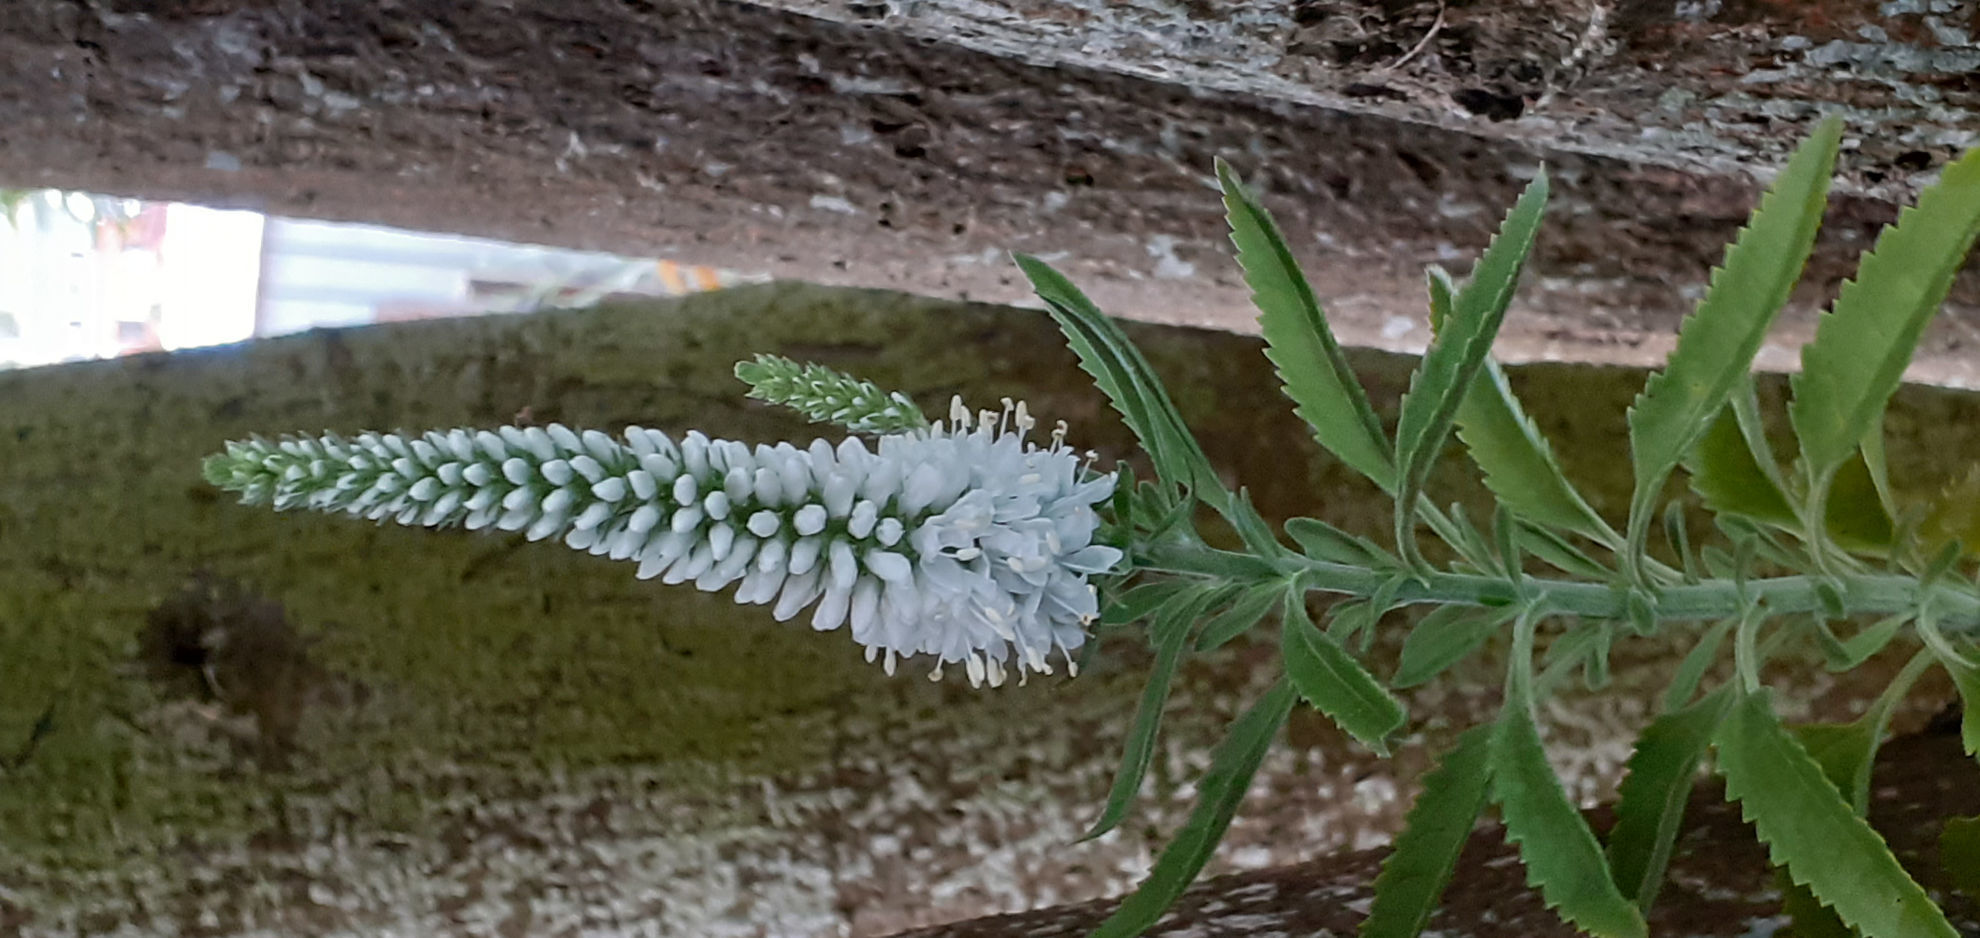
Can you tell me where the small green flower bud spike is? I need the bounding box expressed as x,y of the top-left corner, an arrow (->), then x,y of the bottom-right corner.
733,354 -> 930,434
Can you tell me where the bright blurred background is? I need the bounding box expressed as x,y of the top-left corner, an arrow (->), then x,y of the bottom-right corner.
0,187 -> 760,369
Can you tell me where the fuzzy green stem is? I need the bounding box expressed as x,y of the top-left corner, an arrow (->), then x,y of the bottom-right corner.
1135,541 -> 1980,633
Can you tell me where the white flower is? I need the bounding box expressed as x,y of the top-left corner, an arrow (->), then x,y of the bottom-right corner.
204,399 -> 1121,686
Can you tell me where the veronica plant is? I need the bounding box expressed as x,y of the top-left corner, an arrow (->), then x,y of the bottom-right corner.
205,116 -> 1980,937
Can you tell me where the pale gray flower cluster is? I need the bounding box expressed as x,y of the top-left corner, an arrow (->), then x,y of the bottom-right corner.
205,400 -> 1120,686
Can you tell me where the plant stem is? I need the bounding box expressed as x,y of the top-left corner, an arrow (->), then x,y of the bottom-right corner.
1135,541 -> 1980,632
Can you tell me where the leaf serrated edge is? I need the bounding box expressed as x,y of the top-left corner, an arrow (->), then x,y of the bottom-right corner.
1605,685 -> 1735,913
1282,588 -> 1405,754
1082,588 -> 1221,841
1361,725 -> 1494,938
1395,173 -> 1550,565
1089,680 -> 1296,938
1430,254 -> 1620,550
1217,159 -> 1395,491
1490,604 -> 1649,938
1627,118 -> 1842,561
1790,143 -> 1980,489
1713,690 -> 1959,938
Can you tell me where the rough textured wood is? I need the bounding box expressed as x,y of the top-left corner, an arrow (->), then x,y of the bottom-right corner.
767,0 -> 1980,194
2,1 -> 1978,383
0,283 -> 1974,935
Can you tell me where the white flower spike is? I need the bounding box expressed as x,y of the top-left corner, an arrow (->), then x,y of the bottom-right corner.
204,399 -> 1121,687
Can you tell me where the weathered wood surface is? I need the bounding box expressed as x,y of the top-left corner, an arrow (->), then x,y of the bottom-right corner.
0,284 -> 1972,935
769,0 -> 1980,191
2,1 -> 1978,382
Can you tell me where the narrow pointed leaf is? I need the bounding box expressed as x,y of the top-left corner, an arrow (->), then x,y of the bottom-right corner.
1689,402 -> 1799,529
1195,584 -> 1285,652
1519,523 -> 1616,580
1090,679 -> 1295,938
1629,119 -> 1841,537
1492,604 -> 1647,938
1793,721 -> 1880,814
1425,266 -> 1619,546
1713,690 -> 1958,938
1460,360 -> 1621,546
1490,704 -> 1648,938
1218,159 -> 1395,490
1790,143 -> 1980,483
1394,605 -> 1510,689
1084,587 -> 1222,841
1101,581 -> 1192,627
1396,174 -> 1550,550
1361,725 -> 1493,938
1607,685 -> 1735,914
1816,614 -> 1909,672
1286,516 -> 1392,567
1794,651 -> 1937,816
1283,591 -> 1405,755
1015,254 -> 1222,502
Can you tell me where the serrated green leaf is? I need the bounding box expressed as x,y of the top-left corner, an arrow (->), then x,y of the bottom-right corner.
1361,725 -> 1493,938
1286,516 -> 1391,567
1813,617 -> 1908,672
1793,721 -> 1880,814
1689,399 -> 1799,529
1395,175 -> 1550,563
1017,255 -> 1189,487
1090,679 -> 1295,938
1426,265 -> 1620,548
1491,605 -> 1648,938
1083,587 -> 1223,841
1780,875 -> 1861,938
1394,606 -> 1507,688
1283,590 -> 1405,755
1196,585 -> 1284,652
1607,685 -> 1735,914
1519,522 -> 1616,579
1629,119 -> 1840,553
1490,707 -> 1648,938
1791,143 -> 1980,487
1015,254 -> 1223,506
1218,160 -> 1395,491
1101,581 -> 1192,627
1713,689 -> 1958,938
